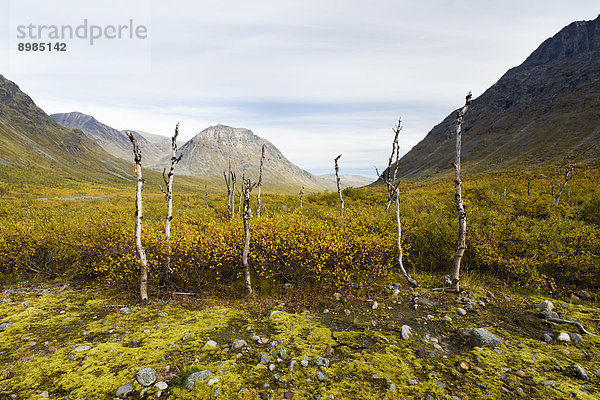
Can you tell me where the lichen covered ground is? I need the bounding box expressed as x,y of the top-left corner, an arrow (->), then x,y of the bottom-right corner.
0,280 -> 599,399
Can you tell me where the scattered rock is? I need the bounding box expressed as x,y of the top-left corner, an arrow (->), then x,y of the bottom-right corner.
282,283 -> 294,290
570,333 -> 583,343
120,306 -> 132,315
371,301 -> 378,310
315,357 -> 330,368
185,370 -> 213,390
456,307 -> 467,316
540,310 -> 559,319
435,380 -> 446,389
269,311 -> 281,318
542,333 -> 554,343
317,370 -> 328,381
23,301 -> 32,307
457,360 -> 470,371
388,383 -> 397,391
154,382 -> 168,390
284,391 -> 294,399
74,345 -> 91,352
279,346 -> 287,359
0,322 -> 13,332
515,370 -> 526,378
573,365 -> 589,381
157,311 -> 168,317
115,382 -> 134,397
540,380 -> 556,387
231,339 -> 247,349
408,379 -> 419,385
207,377 -> 219,386
470,328 -> 502,348
344,309 -> 351,316
401,325 -> 412,340
39,391 -> 49,398
259,353 -> 271,364
300,356 -> 309,367
205,340 -> 218,348
536,300 -> 554,311
136,367 -> 157,386
557,332 -> 571,342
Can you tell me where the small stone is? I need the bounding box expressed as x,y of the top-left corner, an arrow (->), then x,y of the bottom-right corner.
136,367 -> 157,386
317,370 -> 328,381
573,365 -> 589,381
515,370 -> 526,378
74,345 -> 91,352
157,311 -> 168,317
557,332 -> 571,342
456,307 -> 467,316
401,325 -> 412,340
261,337 -> 270,344
282,283 -> 294,290
205,340 -> 218,348
457,360 -> 470,371
344,309 -> 351,316
115,382 -> 134,397
120,306 -> 132,315
408,378 -> 419,385
323,308 -> 329,314
536,300 -> 554,311
315,357 -> 330,367
269,310 -> 281,318
542,333 -> 554,343
435,380 -> 446,389
540,380 -> 556,387
39,391 -> 49,398
251,334 -> 261,342
268,363 -> 276,371
279,346 -> 287,359
185,370 -> 213,390
207,377 -> 219,386
470,328 -> 502,348
284,392 -> 294,399
388,383 -> 397,391
290,360 -> 297,371
259,353 -> 270,364
0,322 -> 13,332
231,339 -> 247,349
570,333 -> 583,343
371,301 -> 378,310
540,310 -> 559,319
475,382 -> 488,389
154,382 -> 168,390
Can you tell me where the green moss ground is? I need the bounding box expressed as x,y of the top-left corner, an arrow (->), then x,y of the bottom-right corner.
0,280 -> 598,399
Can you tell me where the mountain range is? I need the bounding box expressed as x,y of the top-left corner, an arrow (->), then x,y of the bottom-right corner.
388,14 -> 600,179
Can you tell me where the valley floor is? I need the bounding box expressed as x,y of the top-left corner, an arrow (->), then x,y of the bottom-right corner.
0,279 -> 598,400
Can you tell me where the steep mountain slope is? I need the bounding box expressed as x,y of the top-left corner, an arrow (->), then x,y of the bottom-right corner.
165,124 -> 328,191
392,15 -> 600,179
51,112 -> 169,165
0,75 -> 135,192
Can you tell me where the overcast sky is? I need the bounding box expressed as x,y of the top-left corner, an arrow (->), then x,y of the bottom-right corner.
1,1 -> 599,176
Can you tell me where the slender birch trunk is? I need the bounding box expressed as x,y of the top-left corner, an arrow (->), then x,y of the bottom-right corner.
224,164 -> 232,219
386,119 -> 401,210
159,123 -> 183,285
231,170 -> 237,217
186,195 -> 190,210
299,186 -> 304,209
394,188 -> 420,287
241,177 -> 256,296
257,144 -> 265,217
334,154 -> 344,217
450,91 -> 473,292
126,132 -> 149,302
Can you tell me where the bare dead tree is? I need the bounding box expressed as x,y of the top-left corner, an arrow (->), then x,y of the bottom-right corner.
186,195 -> 190,210
450,91 -> 473,292
542,164 -> 576,205
376,165 -> 420,288
238,187 -> 243,217
205,184 -> 208,207
299,186 -> 304,209
126,131 -> 149,302
231,169 -> 237,216
527,176 -> 532,200
241,176 -> 257,296
334,154 -> 344,217
159,123 -> 183,286
257,144 -> 265,217
385,118 -> 402,210
223,161 -> 235,219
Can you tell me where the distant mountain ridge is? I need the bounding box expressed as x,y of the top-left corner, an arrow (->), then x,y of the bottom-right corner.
388,14 -> 600,179
51,112 -> 169,165
168,124 -> 328,191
